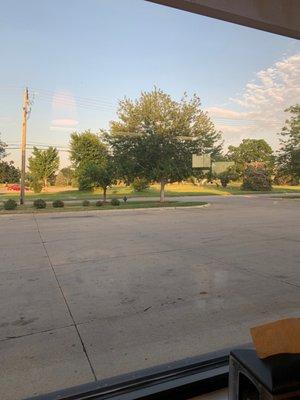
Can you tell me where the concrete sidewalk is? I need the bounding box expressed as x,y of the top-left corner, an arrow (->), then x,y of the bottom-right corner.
0,195 -> 299,399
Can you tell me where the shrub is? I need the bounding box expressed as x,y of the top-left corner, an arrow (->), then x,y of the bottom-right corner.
82,200 -> 90,207
242,166 -> 272,191
131,177 -> 150,192
218,171 -> 230,188
33,199 -> 46,209
95,200 -> 103,207
111,198 -> 120,206
52,200 -> 64,208
3,199 -> 17,210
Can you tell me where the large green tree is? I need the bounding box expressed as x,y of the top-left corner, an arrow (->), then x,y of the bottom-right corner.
0,160 -> 20,183
0,134 -> 20,183
78,156 -> 116,201
276,105 -> 300,184
107,88 -> 222,201
55,167 -> 75,186
28,146 -> 59,187
70,130 -> 108,170
0,134 -> 7,160
227,139 -> 274,174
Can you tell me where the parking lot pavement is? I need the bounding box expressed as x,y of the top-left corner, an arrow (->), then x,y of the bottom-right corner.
0,196 -> 299,399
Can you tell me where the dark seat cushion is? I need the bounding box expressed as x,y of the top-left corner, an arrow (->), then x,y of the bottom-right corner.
230,349 -> 300,395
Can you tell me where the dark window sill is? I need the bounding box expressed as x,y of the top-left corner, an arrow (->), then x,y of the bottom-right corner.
26,344 -> 252,400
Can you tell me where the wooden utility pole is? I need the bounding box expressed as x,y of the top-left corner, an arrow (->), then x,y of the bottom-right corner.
20,87 -> 29,205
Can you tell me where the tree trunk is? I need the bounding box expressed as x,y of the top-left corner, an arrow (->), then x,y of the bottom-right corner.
103,187 -> 107,203
44,178 -> 47,188
160,179 -> 165,202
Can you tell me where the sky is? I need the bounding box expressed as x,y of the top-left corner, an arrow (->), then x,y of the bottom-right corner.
0,0 -> 299,167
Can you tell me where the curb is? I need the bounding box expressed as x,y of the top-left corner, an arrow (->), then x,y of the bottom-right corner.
0,203 -> 209,217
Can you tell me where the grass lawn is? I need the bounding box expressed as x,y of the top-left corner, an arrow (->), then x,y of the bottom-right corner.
1,182 -> 300,203
0,200 -> 207,215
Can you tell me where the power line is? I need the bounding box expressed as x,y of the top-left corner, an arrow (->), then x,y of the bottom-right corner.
31,87 -> 115,106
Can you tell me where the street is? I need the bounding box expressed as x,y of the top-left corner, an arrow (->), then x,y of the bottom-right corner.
0,195 -> 299,399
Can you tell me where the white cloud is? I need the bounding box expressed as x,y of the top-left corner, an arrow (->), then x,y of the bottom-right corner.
49,126 -> 74,132
206,53 -> 300,149
206,107 -> 248,120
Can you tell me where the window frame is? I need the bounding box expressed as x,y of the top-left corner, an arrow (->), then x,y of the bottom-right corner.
27,344 -> 252,400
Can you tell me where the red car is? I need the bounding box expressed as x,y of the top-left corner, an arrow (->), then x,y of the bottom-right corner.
6,184 -> 29,191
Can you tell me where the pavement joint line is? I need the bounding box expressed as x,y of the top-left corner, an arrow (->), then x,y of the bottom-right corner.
208,254 -> 300,290
50,246 -> 203,268
32,214 -> 98,381
48,235 -> 285,269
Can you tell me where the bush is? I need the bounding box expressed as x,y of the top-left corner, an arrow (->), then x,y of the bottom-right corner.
218,171 -> 230,188
33,199 -> 46,209
95,200 -> 103,207
131,177 -> 150,192
52,200 -> 64,208
111,198 -> 120,206
242,166 -> 272,191
3,199 -> 18,210
82,200 -> 90,206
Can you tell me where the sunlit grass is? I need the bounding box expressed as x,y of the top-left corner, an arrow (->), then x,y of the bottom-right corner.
0,182 -> 299,202
0,200 -> 207,215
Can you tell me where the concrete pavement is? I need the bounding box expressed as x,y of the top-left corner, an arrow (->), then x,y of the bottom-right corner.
0,195 -> 299,399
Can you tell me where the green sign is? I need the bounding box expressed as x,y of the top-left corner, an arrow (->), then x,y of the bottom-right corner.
192,154 -> 211,169
212,161 -> 234,174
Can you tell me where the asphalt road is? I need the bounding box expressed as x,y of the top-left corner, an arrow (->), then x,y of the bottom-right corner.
0,195 -> 299,399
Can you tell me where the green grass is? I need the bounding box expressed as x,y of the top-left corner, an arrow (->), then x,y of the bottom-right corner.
0,200 -> 208,215
1,182 -> 300,202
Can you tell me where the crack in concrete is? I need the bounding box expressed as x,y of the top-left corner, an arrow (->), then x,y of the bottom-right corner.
33,214 -> 98,381
0,323 -> 75,342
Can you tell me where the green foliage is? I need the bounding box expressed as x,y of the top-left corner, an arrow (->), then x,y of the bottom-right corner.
70,130 -> 108,170
52,200 -> 64,208
218,171 -> 230,188
276,105 -> 300,185
28,147 -> 59,188
82,200 -> 90,206
0,161 -> 21,183
131,177 -> 150,192
107,88 -> 222,201
241,166 -> 272,191
30,180 -> 43,193
77,157 -> 116,200
55,167 -> 74,186
0,134 -> 7,160
218,166 -> 240,188
111,198 -> 120,206
227,139 -> 274,175
33,199 -> 46,209
4,199 -> 17,210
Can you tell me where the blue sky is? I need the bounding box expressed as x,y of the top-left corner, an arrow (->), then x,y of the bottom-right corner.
1,0 -> 299,166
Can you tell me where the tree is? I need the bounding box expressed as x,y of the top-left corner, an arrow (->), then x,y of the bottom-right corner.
276,105 -> 300,185
78,157 -> 116,201
0,134 -> 7,160
0,135 -> 20,183
107,88 -> 222,201
227,139 -> 274,175
55,167 -> 75,186
241,165 -> 272,191
70,130 -> 108,171
28,146 -> 59,188
0,160 -> 20,183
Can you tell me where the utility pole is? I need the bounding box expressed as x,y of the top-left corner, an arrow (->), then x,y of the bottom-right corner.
20,87 -> 30,205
